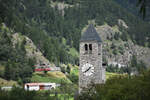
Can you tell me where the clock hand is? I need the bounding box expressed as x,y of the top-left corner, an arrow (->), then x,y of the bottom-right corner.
84,67 -> 91,73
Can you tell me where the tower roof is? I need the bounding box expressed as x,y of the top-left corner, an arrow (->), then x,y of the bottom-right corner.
80,24 -> 102,42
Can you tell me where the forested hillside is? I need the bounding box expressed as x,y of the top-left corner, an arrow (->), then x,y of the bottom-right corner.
0,0 -> 150,82
114,0 -> 150,21
0,24 -> 35,83
1,0 -> 150,65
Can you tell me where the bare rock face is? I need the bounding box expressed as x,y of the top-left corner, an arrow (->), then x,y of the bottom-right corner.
50,1 -> 74,16
12,33 -> 55,66
96,24 -> 116,40
94,23 -> 150,68
118,19 -> 128,29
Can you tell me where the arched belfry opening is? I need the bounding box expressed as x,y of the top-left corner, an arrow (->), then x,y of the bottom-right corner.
85,44 -> 88,51
84,44 -> 88,54
89,44 -> 92,54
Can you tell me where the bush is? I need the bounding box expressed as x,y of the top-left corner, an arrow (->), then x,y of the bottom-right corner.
61,67 -> 66,73
67,73 -> 78,84
79,70 -> 150,100
118,46 -> 124,54
113,49 -> 118,55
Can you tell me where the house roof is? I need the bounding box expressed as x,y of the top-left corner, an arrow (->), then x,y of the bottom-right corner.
25,83 -> 55,86
80,24 -> 102,42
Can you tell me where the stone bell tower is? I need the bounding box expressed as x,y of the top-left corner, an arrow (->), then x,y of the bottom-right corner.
79,24 -> 105,91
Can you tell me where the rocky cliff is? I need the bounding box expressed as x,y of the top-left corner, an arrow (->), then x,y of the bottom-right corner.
12,33 -> 55,67
83,20 -> 150,68
96,21 -> 150,68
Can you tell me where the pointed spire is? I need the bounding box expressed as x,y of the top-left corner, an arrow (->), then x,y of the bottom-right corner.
80,24 -> 102,42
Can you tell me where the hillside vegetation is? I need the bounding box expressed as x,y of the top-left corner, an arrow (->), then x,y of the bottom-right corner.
0,24 -> 35,83
0,70 -> 150,100
31,71 -> 71,83
114,0 -> 150,21
79,70 -> 150,100
0,0 -> 150,66
0,78 -> 18,87
0,0 -> 150,84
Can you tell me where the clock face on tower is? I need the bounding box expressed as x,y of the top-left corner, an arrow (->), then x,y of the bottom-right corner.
82,63 -> 94,76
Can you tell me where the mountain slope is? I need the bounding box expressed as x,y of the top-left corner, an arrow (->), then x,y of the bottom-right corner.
95,23 -> 150,67
0,0 -> 150,67
12,33 -> 52,65
0,23 -> 71,84
114,0 -> 150,21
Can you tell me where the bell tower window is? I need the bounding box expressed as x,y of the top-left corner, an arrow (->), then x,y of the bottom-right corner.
84,44 -> 88,54
89,44 -> 92,54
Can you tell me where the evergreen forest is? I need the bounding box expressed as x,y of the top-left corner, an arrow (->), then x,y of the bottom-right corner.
0,0 -> 150,99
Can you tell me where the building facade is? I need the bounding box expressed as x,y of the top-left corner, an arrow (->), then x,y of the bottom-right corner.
24,83 -> 56,91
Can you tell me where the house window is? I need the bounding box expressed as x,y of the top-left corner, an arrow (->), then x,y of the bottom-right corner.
89,44 -> 92,54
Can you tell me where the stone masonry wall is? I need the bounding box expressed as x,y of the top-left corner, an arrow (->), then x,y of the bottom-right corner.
79,41 -> 104,90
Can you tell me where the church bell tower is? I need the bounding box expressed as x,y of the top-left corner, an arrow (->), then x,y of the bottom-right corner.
79,24 -> 105,91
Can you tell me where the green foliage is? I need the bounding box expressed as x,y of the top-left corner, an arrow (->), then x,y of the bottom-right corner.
107,55 -> 147,75
130,55 -> 138,68
115,0 -> 150,19
119,26 -> 129,41
0,0 -> 149,86
106,64 -> 128,74
31,72 -> 71,84
66,66 -> 79,84
0,25 -> 35,82
67,73 -> 78,84
79,70 -> 150,100
129,55 -> 147,74
112,48 -> 118,55
0,85 -> 77,100
118,45 -> 124,54
0,0 -> 150,67
111,43 -> 116,49
0,86 -> 57,100
66,65 -> 71,74
61,67 -> 66,73
114,32 -> 120,40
